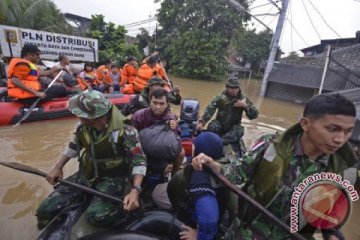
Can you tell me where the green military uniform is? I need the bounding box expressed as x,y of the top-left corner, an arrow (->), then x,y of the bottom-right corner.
223,123 -> 358,239
36,91 -> 147,228
121,77 -> 181,116
201,79 -> 258,144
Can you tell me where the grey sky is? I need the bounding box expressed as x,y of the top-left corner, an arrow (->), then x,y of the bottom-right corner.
52,0 -> 360,55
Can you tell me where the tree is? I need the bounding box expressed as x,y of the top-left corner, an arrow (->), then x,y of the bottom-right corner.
86,14 -> 141,65
155,0 -> 250,80
232,29 -> 273,72
0,0 -> 72,34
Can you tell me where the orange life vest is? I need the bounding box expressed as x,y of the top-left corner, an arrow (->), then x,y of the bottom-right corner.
96,65 -> 112,85
77,70 -> 98,90
156,63 -> 168,81
133,63 -> 159,93
7,58 -> 41,99
121,64 -> 138,85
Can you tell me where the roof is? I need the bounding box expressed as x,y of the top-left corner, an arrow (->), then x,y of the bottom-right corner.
267,63 -> 360,91
281,44 -> 360,70
300,37 -> 358,53
64,13 -> 91,22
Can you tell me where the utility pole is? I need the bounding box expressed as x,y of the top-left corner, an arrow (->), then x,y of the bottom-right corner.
319,45 -> 332,94
259,0 -> 290,97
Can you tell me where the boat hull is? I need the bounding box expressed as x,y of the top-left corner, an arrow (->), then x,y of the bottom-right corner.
0,93 -> 134,126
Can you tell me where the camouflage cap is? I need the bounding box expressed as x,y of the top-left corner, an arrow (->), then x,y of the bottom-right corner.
68,90 -> 111,119
226,78 -> 240,88
148,76 -> 164,87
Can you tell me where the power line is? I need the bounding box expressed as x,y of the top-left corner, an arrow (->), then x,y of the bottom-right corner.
285,18 -> 310,47
267,0 -> 281,10
254,12 -> 279,17
289,0 -> 293,52
305,0 -> 341,38
253,4 -> 275,30
301,0 -> 321,40
123,17 -> 157,27
250,2 -> 273,10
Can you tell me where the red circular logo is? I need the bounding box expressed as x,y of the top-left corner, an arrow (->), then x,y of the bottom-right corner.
300,182 -> 351,229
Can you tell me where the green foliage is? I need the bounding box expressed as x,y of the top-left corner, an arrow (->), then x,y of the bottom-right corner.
287,51 -> 300,59
232,29 -> 273,71
87,14 -> 141,65
0,0 -> 72,34
155,0 -> 249,80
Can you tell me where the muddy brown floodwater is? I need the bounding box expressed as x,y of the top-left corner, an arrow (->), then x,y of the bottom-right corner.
0,76 -> 359,239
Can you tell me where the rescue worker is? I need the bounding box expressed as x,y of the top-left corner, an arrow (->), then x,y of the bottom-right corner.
7,43 -> 67,103
121,76 -> 181,116
36,90 -> 147,229
133,56 -> 159,93
121,56 -> 138,94
96,59 -> 113,93
191,94 -> 358,239
196,78 -> 258,148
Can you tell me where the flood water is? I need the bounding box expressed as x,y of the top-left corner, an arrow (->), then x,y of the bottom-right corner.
0,76 -> 359,239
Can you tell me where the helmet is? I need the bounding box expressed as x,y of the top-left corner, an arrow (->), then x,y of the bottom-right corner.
68,90 -> 111,119
226,78 -> 240,88
148,76 -> 164,87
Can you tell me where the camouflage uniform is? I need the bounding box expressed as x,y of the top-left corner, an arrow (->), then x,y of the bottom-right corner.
201,79 -> 258,145
223,123 -> 358,239
36,90 -> 147,228
121,77 -> 181,116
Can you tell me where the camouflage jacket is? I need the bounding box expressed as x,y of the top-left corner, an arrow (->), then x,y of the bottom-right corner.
64,106 -> 147,180
223,123 -> 358,239
201,90 -> 258,127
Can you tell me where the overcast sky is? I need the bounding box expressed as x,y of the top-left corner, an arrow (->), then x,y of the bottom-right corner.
52,0 -> 360,55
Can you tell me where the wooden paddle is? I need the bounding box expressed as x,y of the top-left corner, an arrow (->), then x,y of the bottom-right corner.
204,164 -> 307,240
0,161 -> 122,204
15,70 -> 64,126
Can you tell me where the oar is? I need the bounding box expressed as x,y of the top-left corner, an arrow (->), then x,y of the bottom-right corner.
204,164 -> 307,240
15,70 -> 64,126
0,161 -> 122,204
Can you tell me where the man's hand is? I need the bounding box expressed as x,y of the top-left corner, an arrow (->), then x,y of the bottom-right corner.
196,120 -> 204,131
151,51 -> 159,56
328,235 -> 340,240
169,119 -> 177,130
46,167 -> 63,185
173,86 -> 180,95
51,66 -> 67,74
179,225 -> 197,240
35,91 -> 46,99
123,189 -> 140,211
233,99 -> 247,108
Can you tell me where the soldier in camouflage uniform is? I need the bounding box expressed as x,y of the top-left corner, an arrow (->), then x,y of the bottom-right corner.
121,76 -> 182,116
36,90 -> 147,229
197,78 -> 258,146
192,94 -> 358,240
